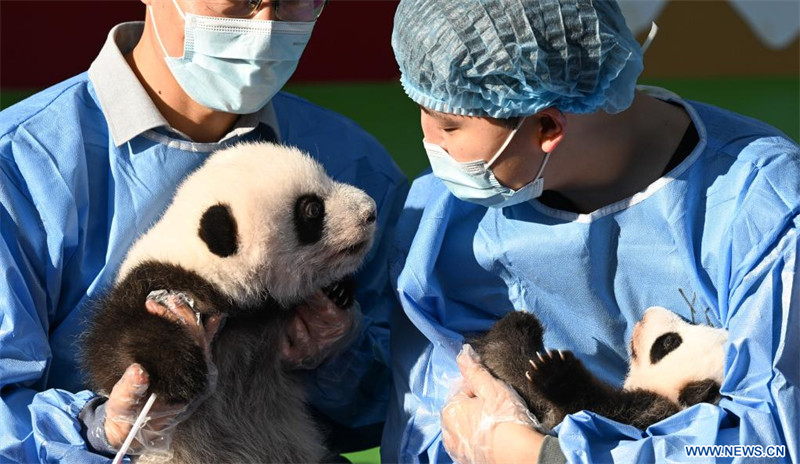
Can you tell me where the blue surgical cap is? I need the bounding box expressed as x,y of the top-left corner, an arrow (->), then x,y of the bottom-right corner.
392,0 -> 644,118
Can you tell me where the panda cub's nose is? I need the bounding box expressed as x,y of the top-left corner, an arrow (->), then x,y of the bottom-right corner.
364,210 -> 376,224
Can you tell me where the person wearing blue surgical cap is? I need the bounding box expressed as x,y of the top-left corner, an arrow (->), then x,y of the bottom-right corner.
386,0 -> 799,463
0,0 -> 407,462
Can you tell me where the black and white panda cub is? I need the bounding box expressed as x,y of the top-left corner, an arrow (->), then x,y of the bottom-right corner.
83,142 -> 377,463
472,306 -> 728,430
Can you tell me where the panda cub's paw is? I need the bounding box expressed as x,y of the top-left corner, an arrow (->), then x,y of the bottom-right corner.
525,350 -> 593,403
322,277 -> 356,310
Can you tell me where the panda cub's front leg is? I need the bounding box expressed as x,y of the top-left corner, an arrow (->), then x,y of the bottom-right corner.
525,350 -> 679,429
470,311 -> 553,424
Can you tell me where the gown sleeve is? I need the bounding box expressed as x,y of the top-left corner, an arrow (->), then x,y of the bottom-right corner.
1,135 -> 120,464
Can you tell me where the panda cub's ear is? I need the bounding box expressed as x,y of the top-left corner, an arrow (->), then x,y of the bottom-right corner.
199,203 -> 239,257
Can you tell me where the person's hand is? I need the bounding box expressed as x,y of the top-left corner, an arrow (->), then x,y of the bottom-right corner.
103,363 -> 187,454
441,344 -> 545,464
104,295 -> 225,455
280,291 -> 361,369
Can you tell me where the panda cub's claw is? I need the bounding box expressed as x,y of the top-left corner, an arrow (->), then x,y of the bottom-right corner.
322,276 -> 356,310
528,350 -> 566,371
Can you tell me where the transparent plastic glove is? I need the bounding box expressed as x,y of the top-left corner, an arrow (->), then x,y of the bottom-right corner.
104,292 -> 224,458
441,344 -> 540,464
280,291 -> 362,370
145,290 -> 225,366
103,363 -> 188,458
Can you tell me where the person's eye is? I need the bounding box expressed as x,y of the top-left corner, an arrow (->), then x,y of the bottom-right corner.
443,126 -> 459,133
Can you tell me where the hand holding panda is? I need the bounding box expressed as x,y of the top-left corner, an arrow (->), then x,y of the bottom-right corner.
82,142 -> 378,463
281,284 -> 361,370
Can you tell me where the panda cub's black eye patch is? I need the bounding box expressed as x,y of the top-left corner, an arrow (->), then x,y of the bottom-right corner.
199,203 -> 239,258
650,332 -> 683,364
294,194 -> 325,245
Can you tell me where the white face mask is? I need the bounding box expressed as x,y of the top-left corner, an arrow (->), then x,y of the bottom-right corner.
149,0 -> 314,114
423,117 -> 552,208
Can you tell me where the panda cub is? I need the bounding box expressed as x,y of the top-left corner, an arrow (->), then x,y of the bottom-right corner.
83,142 -> 377,463
472,306 -> 728,430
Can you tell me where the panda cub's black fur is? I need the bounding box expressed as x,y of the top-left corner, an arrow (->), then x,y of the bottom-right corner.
86,261 -> 235,404
83,142 -> 378,463
472,307 -> 727,430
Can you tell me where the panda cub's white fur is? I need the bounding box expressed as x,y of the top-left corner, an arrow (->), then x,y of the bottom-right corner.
84,142 -> 378,464
625,306 -> 728,404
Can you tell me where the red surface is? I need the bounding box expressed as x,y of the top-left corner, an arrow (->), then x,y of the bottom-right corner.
0,0 -> 401,90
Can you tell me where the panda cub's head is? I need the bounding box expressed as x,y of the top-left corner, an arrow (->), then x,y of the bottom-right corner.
624,306 -> 728,407
118,142 -> 377,307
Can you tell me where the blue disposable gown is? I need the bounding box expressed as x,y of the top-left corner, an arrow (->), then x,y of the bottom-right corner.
0,74 -> 407,463
384,93 -> 799,463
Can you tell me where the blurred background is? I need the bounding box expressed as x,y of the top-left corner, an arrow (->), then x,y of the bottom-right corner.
1,0 -> 798,180
0,0 -> 797,461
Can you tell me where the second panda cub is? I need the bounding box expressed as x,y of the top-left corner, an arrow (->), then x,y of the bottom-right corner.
472,307 -> 728,430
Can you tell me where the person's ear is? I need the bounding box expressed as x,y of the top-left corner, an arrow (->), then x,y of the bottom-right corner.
535,108 -> 566,154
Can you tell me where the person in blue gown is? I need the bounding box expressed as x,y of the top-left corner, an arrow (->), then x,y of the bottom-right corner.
384,0 -> 799,462
0,0 -> 407,462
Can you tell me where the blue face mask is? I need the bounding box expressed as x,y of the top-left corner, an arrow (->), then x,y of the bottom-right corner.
423,117 -> 552,208
150,0 -> 314,114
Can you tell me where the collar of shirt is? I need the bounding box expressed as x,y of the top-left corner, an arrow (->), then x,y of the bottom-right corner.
87,22 -> 281,148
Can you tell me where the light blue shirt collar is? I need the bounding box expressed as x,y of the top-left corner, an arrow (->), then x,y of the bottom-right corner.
88,22 -> 280,148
